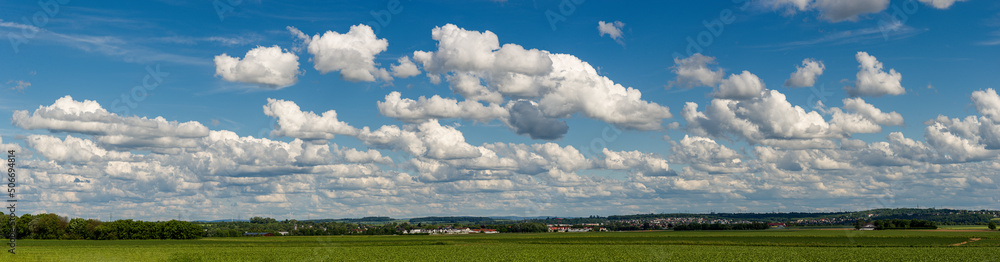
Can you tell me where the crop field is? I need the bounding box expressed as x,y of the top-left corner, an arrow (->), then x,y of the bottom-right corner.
5,230 -> 999,261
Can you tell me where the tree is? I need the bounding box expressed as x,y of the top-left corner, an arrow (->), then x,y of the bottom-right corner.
989,221 -> 997,230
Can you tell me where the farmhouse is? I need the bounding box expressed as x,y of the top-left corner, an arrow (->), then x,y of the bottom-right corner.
767,223 -> 786,229
859,223 -> 876,230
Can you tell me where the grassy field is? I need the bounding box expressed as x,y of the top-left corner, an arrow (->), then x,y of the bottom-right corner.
5,229 -> 999,261
939,225 -> 992,230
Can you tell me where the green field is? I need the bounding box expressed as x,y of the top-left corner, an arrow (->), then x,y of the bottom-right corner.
939,225 -> 991,230
5,230 -> 999,261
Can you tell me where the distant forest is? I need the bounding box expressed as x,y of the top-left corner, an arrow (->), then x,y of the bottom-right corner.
2,213 -> 203,240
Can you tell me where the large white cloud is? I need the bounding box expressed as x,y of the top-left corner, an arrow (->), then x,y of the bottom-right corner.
294,24 -> 391,82
683,89 -> 903,149
13,96 -> 209,149
784,58 -> 825,88
214,45 -> 301,89
409,24 -> 672,133
846,52 -> 905,97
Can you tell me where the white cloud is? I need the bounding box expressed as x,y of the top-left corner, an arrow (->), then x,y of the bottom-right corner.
683,90 -> 833,144
601,149 -> 671,176
670,53 -> 724,88
846,52 -> 905,97
13,96 -> 209,149
841,97 -> 904,126
715,71 -> 765,100
597,20 -> 626,45
447,73 -> 504,104
296,24 -> 391,82
214,45 -> 301,89
376,91 -> 508,123
784,58 -> 825,87
390,56 -> 421,78
670,135 -> 747,173
829,98 -> 904,134
682,89 -> 901,149
536,54 -> 673,130
411,24 -> 672,132
27,135 -> 130,163
918,0 -> 968,9
359,120 -> 482,160
263,98 -> 359,140
972,88 -> 1000,122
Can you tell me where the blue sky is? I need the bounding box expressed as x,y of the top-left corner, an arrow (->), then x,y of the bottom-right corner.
2,0 -> 999,221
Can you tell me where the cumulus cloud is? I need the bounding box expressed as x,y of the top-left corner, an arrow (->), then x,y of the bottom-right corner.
536,54 -> 673,130
601,149 -> 672,176
846,52 -> 905,97
715,71 -> 765,100
263,98 -> 359,140
377,91 -> 509,123
359,120 -> 482,160
214,45 -> 301,89
670,53 -> 724,88
506,100 -> 569,140
972,88 -> 1000,122
670,135 -> 747,173
683,89 -> 902,149
410,24 -> 672,132
13,96 -> 209,149
294,24 -> 391,82
829,97 -> 905,134
390,56 -> 421,78
784,58 -> 825,87
918,0 -> 968,9
918,89 -> 1000,162
597,20 -> 625,45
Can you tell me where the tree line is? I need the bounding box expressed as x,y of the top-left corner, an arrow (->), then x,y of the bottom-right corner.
854,219 -> 938,230
0,213 -> 203,240
672,222 -> 770,231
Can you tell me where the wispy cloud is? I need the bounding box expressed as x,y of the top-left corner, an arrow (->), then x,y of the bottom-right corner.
0,19 -> 209,66
151,35 -> 262,46
977,31 -> 1000,46
763,23 -> 923,50
6,80 -> 31,92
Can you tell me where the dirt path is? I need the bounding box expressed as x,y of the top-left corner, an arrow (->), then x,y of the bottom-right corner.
950,238 -> 981,246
